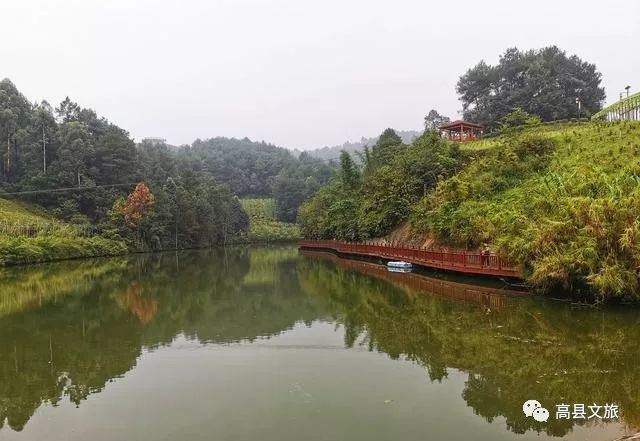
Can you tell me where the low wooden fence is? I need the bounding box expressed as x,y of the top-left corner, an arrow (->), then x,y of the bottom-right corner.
298,240 -> 521,278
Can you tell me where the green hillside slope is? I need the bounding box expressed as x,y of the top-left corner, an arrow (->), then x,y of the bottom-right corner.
411,121 -> 640,299
240,198 -> 300,242
300,121 -> 640,300
0,199 -> 127,265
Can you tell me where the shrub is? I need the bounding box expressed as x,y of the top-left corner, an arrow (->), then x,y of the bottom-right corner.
411,121 -> 640,301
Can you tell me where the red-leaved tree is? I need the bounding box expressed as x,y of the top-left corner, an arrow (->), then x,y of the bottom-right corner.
116,182 -> 155,228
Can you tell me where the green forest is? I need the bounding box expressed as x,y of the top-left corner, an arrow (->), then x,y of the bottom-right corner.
4,44 -> 640,301
297,46 -> 640,301
0,79 -> 334,263
301,119 -> 640,301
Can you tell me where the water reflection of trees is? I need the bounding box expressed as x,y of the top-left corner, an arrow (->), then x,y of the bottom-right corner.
297,253 -> 640,437
2,247 -> 639,437
0,259 -> 128,317
0,246 -> 325,432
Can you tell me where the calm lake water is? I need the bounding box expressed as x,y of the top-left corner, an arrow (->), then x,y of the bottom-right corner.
0,246 -> 637,441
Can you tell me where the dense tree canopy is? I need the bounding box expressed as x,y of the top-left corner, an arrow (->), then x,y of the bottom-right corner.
423,109 -> 450,131
0,79 -> 32,179
457,46 -> 605,129
0,79 -> 249,249
271,152 -> 334,223
0,78 -> 338,249
299,129 -> 464,240
180,137 -> 297,197
159,138 -> 335,223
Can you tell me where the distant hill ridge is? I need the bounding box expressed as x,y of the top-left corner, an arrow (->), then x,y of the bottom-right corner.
304,130 -> 422,161
149,131 -> 423,163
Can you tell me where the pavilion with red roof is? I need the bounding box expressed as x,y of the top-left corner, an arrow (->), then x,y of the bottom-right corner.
439,120 -> 483,142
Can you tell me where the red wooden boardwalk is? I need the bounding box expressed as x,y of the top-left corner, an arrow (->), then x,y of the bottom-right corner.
298,240 -> 521,279
300,250 -> 525,309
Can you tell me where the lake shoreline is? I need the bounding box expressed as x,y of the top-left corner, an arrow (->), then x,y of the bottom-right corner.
0,238 -> 299,268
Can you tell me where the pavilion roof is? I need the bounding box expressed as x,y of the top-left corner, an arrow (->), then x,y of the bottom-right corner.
439,119 -> 483,130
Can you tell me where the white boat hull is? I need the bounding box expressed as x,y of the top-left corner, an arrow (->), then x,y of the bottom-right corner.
387,261 -> 413,269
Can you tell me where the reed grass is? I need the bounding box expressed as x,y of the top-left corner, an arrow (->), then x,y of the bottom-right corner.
0,198 -> 127,266
411,120 -> 640,300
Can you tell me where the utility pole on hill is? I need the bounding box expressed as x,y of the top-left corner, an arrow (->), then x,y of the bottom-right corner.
42,126 -> 47,174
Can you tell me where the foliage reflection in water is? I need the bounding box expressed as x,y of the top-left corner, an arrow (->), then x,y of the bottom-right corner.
0,246 -> 637,441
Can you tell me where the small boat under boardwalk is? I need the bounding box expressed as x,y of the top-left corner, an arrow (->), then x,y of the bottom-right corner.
387,261 -> 413,269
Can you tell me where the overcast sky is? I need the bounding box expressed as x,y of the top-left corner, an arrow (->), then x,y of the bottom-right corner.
1,0 -> 639,150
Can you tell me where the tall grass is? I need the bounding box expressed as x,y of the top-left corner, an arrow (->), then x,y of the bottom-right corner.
0,234 -> 128,266
411,121 -> 640,301
0,197 -> 127,266
240,198 -> 300,242
0,221 -> 100,238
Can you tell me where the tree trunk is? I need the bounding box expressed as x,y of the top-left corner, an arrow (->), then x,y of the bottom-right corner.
6,134 -> 10,176
42,126 -> 47,174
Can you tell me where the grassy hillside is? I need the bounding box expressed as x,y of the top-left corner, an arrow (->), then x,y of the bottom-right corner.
240,198 -> 300,242
411,121 -> 640,300
0,199 -> 56,225
0,198 -> 127,266
300,120 -> 640,300
0,196 -> 299,266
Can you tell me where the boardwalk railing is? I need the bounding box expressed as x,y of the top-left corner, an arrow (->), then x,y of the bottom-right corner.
298,240 -> 521,278
301,249 -> 524,310
592,92 -> 640,122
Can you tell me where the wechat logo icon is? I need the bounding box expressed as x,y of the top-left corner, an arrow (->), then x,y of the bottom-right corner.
523,399 -> 549,422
